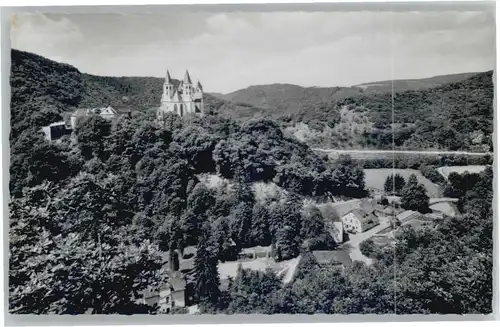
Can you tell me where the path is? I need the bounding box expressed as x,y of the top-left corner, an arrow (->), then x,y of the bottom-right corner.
313,148 -> 491,156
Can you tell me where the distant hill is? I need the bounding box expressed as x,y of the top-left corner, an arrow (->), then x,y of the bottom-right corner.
214,71 -> 482,120
217,83 -> 364,116
285,71 -> 493,152
354,72 -> 482,94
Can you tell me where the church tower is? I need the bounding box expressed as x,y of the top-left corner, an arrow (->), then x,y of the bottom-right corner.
158,69 -> 204,122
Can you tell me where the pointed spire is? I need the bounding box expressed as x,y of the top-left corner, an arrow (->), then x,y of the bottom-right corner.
183,70 -> 192,84
165,70 -> 173,84
196,80 -> 203,91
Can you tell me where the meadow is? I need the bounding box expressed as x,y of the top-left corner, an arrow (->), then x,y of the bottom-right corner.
364,168 -> 442,197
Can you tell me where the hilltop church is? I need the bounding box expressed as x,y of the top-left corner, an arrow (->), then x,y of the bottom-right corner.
157,69 -> 204,121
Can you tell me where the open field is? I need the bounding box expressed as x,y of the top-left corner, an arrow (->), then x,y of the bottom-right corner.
430,202 -> 458,217
364,168 -> 442,197
437,165 -> 487,180
218,256 -> 301,284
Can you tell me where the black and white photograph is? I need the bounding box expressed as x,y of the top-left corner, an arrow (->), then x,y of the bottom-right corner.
4,2 -> 496,318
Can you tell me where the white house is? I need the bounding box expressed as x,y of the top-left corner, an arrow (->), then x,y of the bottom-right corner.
142,270 -> 187,313
342,209 -> 380,234
70,105 -> 130,129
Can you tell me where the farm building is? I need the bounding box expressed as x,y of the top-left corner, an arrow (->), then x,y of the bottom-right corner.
396,210 -> 422,224
342,209 -> 380,234
312,250 -> 352,268
41,121 -> 72,141
70,105 -> 132,129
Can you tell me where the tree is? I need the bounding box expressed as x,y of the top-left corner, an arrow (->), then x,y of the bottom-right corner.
194,223 -> 221,311
400,174 -> 430,213
384,173 -> 405,195
9,182 -> 164,314
230,160 -> 255,248
250,203 -> 272,247
75,115 -> 112,160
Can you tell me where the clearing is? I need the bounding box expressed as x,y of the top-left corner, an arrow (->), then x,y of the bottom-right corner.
218,256 -> 301,285
364,168 -> 442,197
437,165 -> 487,180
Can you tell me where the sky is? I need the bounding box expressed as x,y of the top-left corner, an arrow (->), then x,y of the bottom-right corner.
11,10 -> 495,94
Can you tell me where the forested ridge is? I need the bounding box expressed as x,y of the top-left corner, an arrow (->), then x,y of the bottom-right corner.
10,49 -> 494,152
9,49 -> 261,140
8,48 -> 493,314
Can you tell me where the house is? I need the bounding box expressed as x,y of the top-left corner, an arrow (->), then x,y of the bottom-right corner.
158,271 -> 187,313
41,121 -> 72,141
70,105 -> 131,129
396,210 -> 422,225
312,250 -> 352,268
342,208 -> 380,234
142,270 -> 187,313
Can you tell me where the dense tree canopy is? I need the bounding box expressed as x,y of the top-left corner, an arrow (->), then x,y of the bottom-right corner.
9,48 -> 493,315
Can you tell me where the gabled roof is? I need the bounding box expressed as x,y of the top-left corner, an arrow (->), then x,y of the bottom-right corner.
312,250 -> 352,267
396,210 -> 421,223
196,81 -> 203,91
47,121 -> 67,127
347,209 -> 379,225
171,89 -> 182,102
72,106 -> 118,117
183,70 -> 192,84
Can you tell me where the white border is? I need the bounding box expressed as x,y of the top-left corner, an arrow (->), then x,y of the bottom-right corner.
1,0 -> 498,326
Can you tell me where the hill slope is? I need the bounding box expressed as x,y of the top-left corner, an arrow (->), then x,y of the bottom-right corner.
10,49 -> 493,152
354,72 -> 481,94
216,72 -> 481,116
218,83 -> 363,116
9,49 -> 262,139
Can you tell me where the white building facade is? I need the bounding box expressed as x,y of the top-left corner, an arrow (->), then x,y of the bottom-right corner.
157,70 -> 204,120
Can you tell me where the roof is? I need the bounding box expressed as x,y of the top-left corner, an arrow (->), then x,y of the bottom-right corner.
348,209 -> 376,222
160,271 -> 186,292
183,70 -> 192,84
383,207 -> 397,215
312,250 -> 352,267
165,70 -> 173,84
196,81 -> 203,91
396,210 -> 421,223
47,121 -> 67,127
72,106 -> 118,116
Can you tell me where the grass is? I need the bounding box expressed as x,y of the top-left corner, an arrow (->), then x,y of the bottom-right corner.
217,256 -> 301,284
429,202 -> 458,217
364,168 -> 442,198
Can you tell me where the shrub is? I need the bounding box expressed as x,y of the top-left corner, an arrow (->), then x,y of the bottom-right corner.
360,239 -> 377,258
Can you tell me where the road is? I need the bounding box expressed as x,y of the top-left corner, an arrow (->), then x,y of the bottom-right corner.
342,219 -> 392,265
312,148 -> 491,156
